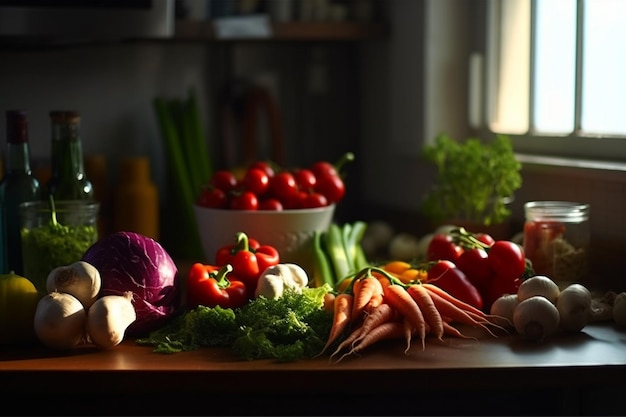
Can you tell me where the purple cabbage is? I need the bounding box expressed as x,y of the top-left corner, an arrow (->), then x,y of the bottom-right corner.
82,231 -> 180,336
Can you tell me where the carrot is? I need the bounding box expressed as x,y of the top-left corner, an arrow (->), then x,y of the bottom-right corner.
426,289 -> 499,337
316,292 -> 353,357
330,303 -> 394,360
364,291 -> 383,314
423,283 -> 508,333
336,321 -> 405,363
370,270 -> 392,289
329,324 -> 364,361
351,302 -> 398,347
442,321 -> 478,341
383,284 -> 427,350
402,316 -> 415,353
422,283 -> 488,318
351,275 -> 384,322
407,284 -> 444,342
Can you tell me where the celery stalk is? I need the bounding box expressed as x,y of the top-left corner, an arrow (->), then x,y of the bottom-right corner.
154,98 -> 203,257
186,89 -> 213,184
181,93 -> 208,193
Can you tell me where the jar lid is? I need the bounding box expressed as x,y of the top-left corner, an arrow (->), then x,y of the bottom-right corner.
524,201 -> 590,222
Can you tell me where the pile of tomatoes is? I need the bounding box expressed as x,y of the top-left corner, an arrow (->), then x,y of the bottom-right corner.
196,154 -> 353,211
425,228 -> 531,311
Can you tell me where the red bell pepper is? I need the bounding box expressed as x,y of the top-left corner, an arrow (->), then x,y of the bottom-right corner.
187,263 -> 248,309
215,232 -> 280,298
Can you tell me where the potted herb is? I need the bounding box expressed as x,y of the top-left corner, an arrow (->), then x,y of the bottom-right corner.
421,133 -> 522,229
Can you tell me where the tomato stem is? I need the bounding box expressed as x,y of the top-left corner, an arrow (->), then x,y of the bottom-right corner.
334,152 -> 355,175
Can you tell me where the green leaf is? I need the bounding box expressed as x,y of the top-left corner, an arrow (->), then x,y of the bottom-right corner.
421,134 -> 521,225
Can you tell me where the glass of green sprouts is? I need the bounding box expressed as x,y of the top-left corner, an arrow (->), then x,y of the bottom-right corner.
19,198 -> 99,294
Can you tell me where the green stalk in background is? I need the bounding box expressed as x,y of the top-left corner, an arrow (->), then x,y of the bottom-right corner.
154,97 -> 203,259
185,89 -> 213,185
178,97 -> 204,194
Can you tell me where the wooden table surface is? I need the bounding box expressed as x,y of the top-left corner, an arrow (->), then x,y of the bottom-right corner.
2,322 -> 625,415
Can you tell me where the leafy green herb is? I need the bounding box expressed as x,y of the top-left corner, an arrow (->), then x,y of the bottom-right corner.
136,286 -> 333,362
421,134 -> 522,226
20,200 -> 98,292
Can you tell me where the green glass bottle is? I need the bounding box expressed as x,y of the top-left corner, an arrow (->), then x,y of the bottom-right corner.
0,110 -> 41,275
45,111 -> 94,201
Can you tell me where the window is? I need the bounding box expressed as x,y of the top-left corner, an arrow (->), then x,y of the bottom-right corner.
480,0 -> 626,161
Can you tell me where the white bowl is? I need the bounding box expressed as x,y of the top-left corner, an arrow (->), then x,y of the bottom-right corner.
193,204 -> 336,276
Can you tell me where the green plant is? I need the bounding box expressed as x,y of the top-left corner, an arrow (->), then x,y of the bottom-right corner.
421,134 -> 522,226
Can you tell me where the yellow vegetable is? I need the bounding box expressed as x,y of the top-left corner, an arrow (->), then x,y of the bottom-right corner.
382,261 -> 429,284
0,272 -> 40,344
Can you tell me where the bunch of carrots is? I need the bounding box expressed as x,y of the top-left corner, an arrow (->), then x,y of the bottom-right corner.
318,267 -> 507,363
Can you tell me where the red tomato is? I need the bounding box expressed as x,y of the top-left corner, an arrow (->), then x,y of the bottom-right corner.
269,172 -> 299,208
209,170 -> 238,193
475,232 -> 496,247
487,240 -> 526,280
243,168 -> 270,196
310,160 -> 337,178
456,247 -> 494,290
293,168 -> 317,192
427,234 -> 464,262
483,272 -> 522,311
249,161 -> 275,178
427,260 -> 483,310
314,172 -> 345,204
196,187 -> 228,209
229,191 -> 258,210
299,191 -> 328,209
258,198 -> 283,211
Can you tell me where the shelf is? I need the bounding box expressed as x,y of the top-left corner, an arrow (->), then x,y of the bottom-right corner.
173,20 -> 389,42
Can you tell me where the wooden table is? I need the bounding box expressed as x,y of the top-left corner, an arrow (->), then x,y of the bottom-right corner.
2,322 -> 625,415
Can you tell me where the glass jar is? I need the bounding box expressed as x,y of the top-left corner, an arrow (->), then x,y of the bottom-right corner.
19,200 -> 99,293
523,201 -> 590,285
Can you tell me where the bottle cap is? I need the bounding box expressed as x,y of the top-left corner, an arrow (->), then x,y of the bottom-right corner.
5,110 -> 28,144
50,111 -> 80,123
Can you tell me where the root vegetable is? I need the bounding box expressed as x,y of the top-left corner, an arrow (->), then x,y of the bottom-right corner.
489,293 -> 519,328
87,292 -> 137,349
46,261 -> 101,309
34,292 -> 86,350
517,275 -> 560,304
613,292 -> 626,326
513,295 -> 560,341
556,283 -> 592,332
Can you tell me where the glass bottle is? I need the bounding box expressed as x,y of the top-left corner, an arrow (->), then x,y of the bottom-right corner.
114,156 -> 159,240
0,110 -> 41,275
45,111 -> 93,201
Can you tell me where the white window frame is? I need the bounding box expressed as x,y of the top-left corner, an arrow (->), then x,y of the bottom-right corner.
480,0 -> 626,165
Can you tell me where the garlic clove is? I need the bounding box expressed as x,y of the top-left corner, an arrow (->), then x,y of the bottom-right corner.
556,283 -> 592,332
517,275 -> 560,304
513,295 -> 560,341
490,293 -> 519,328
34,292 -> 87,350
87,292 -> 136,349
46,261 -> 101,309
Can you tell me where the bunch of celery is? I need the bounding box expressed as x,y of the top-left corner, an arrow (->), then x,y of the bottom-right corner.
154,89 -> 213,258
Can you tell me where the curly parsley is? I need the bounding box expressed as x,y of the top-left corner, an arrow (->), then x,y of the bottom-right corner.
136,286 -> 333,362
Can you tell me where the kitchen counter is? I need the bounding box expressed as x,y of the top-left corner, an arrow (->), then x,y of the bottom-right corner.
2,322 -> 625,416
